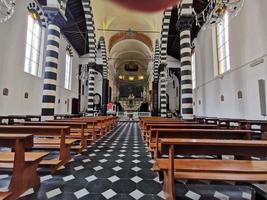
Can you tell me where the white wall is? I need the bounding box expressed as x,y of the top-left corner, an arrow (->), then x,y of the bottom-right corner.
194,0 -> 267,120
0,0 -> 79,115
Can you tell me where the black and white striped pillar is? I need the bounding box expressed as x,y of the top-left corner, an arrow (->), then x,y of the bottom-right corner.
180,29 -> 193,119
153,40 -> 160,81
159,8 -> 172,117
82,0 -> 97,116
41,10 -> 65,120
100,37 -> 109,115
159,64 -> 168,117
160,8 -> 172,63
178,0 -> 194,120
87,63 -> 95,116
152,40 -> 160,116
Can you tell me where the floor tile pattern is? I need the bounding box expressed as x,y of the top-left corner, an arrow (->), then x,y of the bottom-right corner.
17,122 -> 164,200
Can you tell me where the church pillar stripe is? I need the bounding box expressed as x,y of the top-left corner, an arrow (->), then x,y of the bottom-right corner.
82,0 -> 97,56
153,40 -> 160,81
159,8 -> 171,118
41,23 -> 60,119
100,38 -> 108,80
179,1 -> 194,120
160,8 -> 171,64
82,0 -> 97,116
160,70 -> 167,118
87,67 -> 95,116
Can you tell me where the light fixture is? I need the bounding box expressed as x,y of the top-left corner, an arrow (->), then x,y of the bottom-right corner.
118,75 -> 124,80
138,75 -> 144,80
0,0 -> 16,23
128,76 -> 134,81
194,0 -> 244,29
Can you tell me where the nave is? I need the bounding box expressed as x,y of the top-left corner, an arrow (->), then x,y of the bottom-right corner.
12,122 -> 164,200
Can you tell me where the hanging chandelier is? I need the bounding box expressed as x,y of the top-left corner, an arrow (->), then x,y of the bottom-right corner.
0,0 -> 16,23
195,0 -> 244,28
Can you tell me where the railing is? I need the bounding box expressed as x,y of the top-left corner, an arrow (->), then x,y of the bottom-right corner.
116,112 -> 151,119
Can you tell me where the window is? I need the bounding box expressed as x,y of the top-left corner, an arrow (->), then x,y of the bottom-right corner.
192,52 -> 196,89
24,13 -> 42,76
64,51 -> 72,90
216,11 -> 230,74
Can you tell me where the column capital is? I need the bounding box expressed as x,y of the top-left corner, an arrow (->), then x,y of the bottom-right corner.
43,7 -> 67,28
176,16 -> 194,32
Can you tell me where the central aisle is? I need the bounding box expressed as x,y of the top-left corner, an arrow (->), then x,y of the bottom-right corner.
19,122 -> 165,200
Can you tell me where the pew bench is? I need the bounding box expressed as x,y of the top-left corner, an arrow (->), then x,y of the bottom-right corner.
0,126 -> 77,172
154,138 -> 267,200
0,134 -> 48,200
50,119 -> 100,142
20,121 -> 89,149
140,120 -> 197,140
150,128 -> 251,158
144,123 -> 218,144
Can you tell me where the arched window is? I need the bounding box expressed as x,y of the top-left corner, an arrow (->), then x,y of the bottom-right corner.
191,51 -> 196,89
64,48 -> 73,90
216,11 -> 230,74
24,12 -> 42,76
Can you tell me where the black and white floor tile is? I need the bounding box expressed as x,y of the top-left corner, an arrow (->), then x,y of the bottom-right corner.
17,122 -> 165,200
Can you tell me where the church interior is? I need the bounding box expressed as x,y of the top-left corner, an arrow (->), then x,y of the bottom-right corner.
0,0 -> 267,199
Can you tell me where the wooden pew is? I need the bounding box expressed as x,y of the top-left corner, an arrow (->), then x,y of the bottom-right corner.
151,128 -> 251,158
155,138 -> 267,200
19,121 -> 88,149
143,123 -> 215,142
49,119 -> 99,142
0,126 -> 77,171
218,118 -> 245,129
0,134 -> 48,199
239,120 -> 267,139
141,120 -> 198,141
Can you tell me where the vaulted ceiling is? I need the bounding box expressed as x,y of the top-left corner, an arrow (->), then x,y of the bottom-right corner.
90,0 -> 163,82
39,0 -> 209,70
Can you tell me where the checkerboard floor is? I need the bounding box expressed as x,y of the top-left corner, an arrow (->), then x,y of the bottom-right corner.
17,122 -> 165,200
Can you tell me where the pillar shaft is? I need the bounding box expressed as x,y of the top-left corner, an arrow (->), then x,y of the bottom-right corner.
152,82 -> 159,116
87,64 -> 95,116
159,64 -> 167,117
180,29 -> 193,120
41,23 -> 60,119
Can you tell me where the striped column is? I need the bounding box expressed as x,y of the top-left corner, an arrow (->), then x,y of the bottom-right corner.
100,37 -> 108,80
41,23 -> 60,120
180,29 -> 193,120
82,0 -> 97,63
87,64 -> 95,116
159,8 -> 172,117
160,8 -> 172,63
159,64 -> 167,117
153,40 -> 160,81
178,0 -> 194,120
100,37 -> 109,115
152,40 -> 160,116
82,0 -> 97,116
